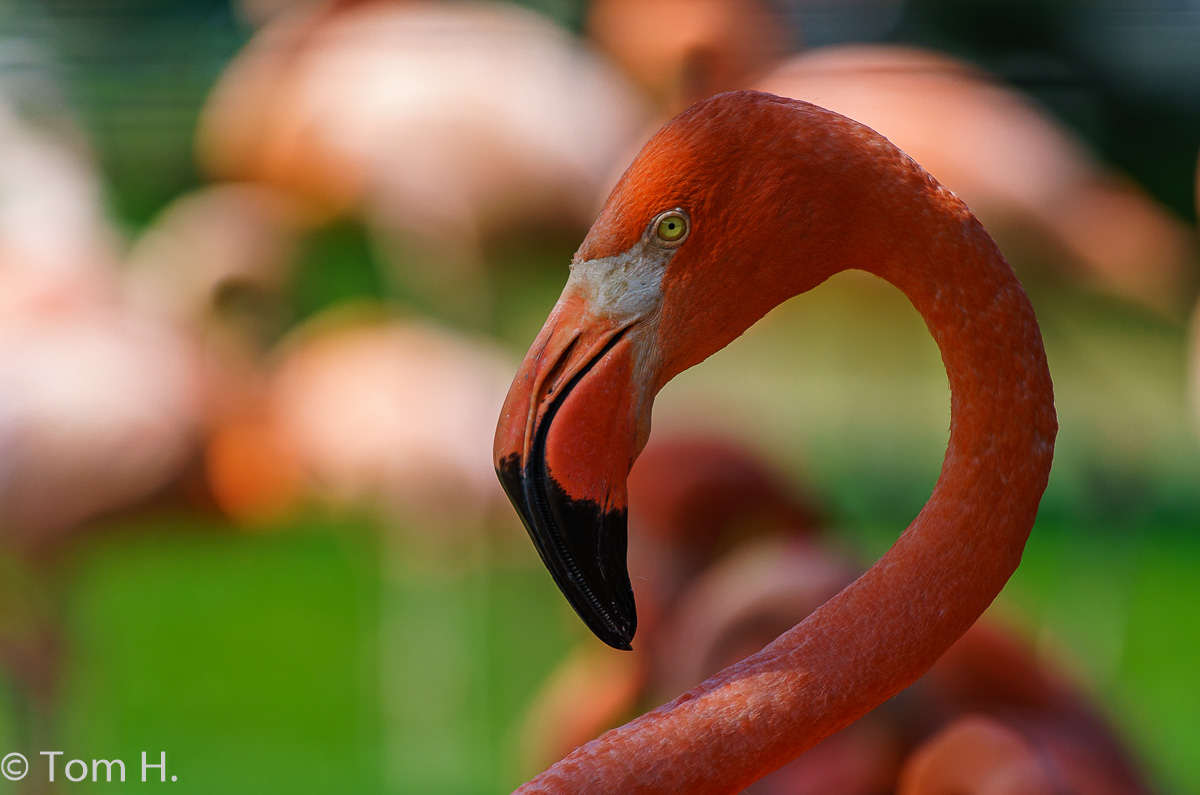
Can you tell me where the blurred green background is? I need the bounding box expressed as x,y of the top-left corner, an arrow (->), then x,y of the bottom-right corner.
1,0 -> 1198,793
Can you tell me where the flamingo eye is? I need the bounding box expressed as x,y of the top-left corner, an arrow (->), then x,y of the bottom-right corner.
650,209 -> 689,247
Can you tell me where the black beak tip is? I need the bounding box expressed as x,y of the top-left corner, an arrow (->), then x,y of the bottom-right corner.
574,582 -> 637,651
496,453 -> 638,651
599,622 -> 635,652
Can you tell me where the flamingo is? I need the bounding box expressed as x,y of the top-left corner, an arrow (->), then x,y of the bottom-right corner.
896,716 -> 1063,795
754,46 -> 1198,316
122,183 -> 307,445
121,183 -> 520,538
913,625 -> 1150,795
0,86 -> 119,299
0,89 -> 202,555
493,90 -> 1057,791
0,91 -> 204,753
197,0 -> 650,321
587,0 -> 791,113
203,306 -> 517,543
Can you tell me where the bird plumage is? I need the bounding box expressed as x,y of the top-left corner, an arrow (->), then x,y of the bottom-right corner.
496,90 -> 1056,793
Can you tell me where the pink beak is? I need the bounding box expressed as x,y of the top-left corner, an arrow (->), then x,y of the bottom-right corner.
494,286 -> 651,649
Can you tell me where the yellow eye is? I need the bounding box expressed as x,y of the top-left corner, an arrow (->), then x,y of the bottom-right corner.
651,209 -> 690,247
657,216 -> 685,240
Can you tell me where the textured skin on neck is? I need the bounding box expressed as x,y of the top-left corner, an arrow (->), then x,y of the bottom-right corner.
517,92 -> 1056,794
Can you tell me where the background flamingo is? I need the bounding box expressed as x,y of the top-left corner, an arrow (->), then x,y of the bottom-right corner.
0,88 -> 205,759
122,176 -> 534,791
205,307 -> 516,539
0,83 -> 204,555
897,717 -> 1062,795
196,0 -> 651,323
754,45 -> 1198,316
586,0 -> 790,113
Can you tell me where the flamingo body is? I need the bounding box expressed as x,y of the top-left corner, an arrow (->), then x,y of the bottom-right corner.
0,305 -> 200,553
755,46 -> 1196,314
495,91 -> 1056,792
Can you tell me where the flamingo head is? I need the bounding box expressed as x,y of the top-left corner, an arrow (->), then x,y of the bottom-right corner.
495,91 -> 897,649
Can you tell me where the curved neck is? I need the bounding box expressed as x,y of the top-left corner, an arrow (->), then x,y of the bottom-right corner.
517,190 -> 1056,793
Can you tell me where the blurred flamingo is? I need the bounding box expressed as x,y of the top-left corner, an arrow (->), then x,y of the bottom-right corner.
914,624 -> 1151,795
491,90 -> 1062,791
897,717 -> 1063,795
0,95 -> 205,752
587,0 -> 791,113
204,306 -> 516,545
0,85 -> 120,305
123,182 -> 310,456
0,85 -> 203,558
197,0 -> 651,321
663,542 -> 1150,794
0,301 -> 201,556
123,182 -> 519,539
755,45 -> 1197,315
126,177 -> 531,788
0,292 -> 201,750
624,435 -> 822,633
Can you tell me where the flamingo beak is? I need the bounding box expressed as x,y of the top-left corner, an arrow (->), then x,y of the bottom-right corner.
494,287 -> 652,650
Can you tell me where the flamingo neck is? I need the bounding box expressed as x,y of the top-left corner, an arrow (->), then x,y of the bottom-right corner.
518,187 -> 1056,793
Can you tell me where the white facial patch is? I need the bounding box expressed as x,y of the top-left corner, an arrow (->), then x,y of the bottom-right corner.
567,240 -> 676,324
